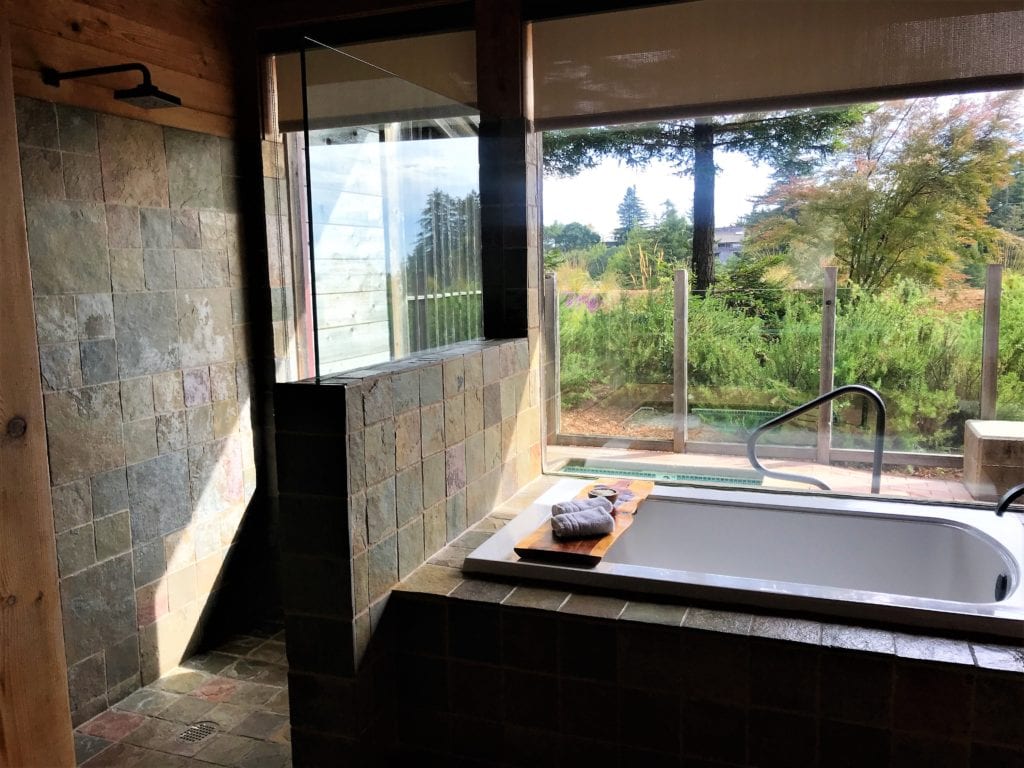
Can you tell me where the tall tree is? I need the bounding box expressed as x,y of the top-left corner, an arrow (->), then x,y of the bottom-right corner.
749,96 -> 1021,289
554,221 -> 602,251
613,185 -> 648,243
544,107 -> 866,292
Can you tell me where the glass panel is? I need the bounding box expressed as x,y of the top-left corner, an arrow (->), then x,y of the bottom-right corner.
301,40 -> 482,376
688,286 -> 821,449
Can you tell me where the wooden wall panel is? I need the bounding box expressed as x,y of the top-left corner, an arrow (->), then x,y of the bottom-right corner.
10,0 -> 236,137
0,2 -> 76,765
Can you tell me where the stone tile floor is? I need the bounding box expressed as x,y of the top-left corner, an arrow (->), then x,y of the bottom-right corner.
74,628 -> 290,768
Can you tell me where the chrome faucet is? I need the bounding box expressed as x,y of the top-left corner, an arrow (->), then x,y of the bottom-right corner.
995,482 -> 1024,516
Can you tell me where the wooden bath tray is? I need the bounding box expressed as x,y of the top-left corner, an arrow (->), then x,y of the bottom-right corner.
514,478 -> 655,567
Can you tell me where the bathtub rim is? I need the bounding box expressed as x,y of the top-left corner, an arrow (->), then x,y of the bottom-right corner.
463,478 -> 1024,642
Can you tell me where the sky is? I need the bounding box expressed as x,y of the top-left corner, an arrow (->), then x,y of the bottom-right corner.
542,150 -> 775,240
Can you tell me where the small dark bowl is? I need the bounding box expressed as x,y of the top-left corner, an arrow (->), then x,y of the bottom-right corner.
588,486 -> 619,505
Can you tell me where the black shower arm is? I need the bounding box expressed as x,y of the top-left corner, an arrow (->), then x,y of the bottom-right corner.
42,63 -> 153,88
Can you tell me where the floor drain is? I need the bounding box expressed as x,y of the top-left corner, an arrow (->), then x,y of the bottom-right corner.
178,721 -> 217,743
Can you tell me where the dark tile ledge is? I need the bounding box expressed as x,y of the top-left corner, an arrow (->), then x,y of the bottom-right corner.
395,475 -> 1024,675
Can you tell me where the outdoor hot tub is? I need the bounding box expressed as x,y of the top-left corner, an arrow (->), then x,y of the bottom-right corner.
464,478 -> 1024,640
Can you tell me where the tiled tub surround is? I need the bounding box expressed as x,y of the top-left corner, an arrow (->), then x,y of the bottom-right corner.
465,480 -> 1024,640
282,474 -> 1024,766
274,337 -> 543,758
16,97 -> 267,724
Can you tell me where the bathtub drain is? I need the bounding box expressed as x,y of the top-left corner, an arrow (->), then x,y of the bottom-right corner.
994,574 -> 1009,602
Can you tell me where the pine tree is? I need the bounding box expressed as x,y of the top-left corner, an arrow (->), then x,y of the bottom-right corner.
613,185 -> 647,244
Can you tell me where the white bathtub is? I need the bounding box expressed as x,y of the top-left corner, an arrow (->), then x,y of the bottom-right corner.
464,479 -> 1024,641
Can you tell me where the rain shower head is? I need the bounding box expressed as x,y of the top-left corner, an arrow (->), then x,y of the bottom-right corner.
42,63 -> 182,110
113,83 -> 182,109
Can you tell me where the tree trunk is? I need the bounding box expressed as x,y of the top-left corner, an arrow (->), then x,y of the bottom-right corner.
692,119 -> 716,294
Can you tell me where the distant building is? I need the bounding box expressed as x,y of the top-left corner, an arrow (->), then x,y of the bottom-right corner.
715,226 -> 745,263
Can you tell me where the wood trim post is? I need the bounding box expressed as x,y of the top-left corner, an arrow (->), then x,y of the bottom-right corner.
0,2 -> 76,763
980,263 -> 1002,420
817,266 -> 837,464
673,269 -> 689,452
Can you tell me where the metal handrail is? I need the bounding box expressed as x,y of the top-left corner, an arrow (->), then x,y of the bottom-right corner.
746,384 -> 887,494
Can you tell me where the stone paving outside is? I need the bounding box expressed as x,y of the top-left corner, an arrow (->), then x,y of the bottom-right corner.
73,627 -> 290,768
547,444 -> 982,504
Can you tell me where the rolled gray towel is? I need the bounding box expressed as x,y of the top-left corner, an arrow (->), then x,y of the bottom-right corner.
551,496 -> 614,517
551,507 -> 615,539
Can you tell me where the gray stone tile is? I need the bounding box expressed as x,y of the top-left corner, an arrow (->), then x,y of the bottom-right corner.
73,732 -> 111,765
893,633 -> 974,665
76,294 -> 115,339
113,291 -> 180,376
63,153 -> 103,201
127,451 -> 190,544
177,288 -> 233,367
503,586 -> 570,611
398,517 -> 425,579
199,210 -> 227,249
25,198 -> 109,295
152,371 -> 185,413
98,115 -> 168,207
444,395 -> 466,446
450,578 -> 514,604
422,451 -> 445,508
392,370 -> 420,414
105,632 -> 140,689
366,477 -> 397,545
187,438 -> 243,516
822,624 -> 895,655
445,442 -> 467,496
186,405 -> 214,445
156,411 -> 188,454
171,210 -> 201,249
396,464 -> 424,526
44,383 -> 124,485
106,204 -> 142,248
113,687 -> 178,716
91,467 -> 128,519
124,418 -> 158,465
15,96 -> 58,149
94,509 -> 131,561
143,248 -> 176,290
52,479 -> 92,533
165,127 -> 223,210
362,377 -> 392,425
683,607 -> 751,635
57,523 -> 96,576
140,208 -> 172,248
120,376 -> 154,423
446,489 -> 467,541
203,249 -> 230,288
194,732 -> 258,765
231,710 -> 288,739
174,249 -> 204,288
209,362 -> 236,402
156,694 -> 216,723
57,105 -> 97,154
419,364 -> 443,406
39,342 -> 83,391
81,339 -> 119,385
183,367 -> 211,407
237,741 -> 290,768
34,295 -> 78,343
560,594 -> 627,619
750,616 -> 823,645
394,563 -> 462,596
972,644 -> 1024,672
420,402 -> 445,457
20,146 -> 64,199
60,553 -> 135,664
363,420 -> 396,486
110,248 -> 145,292
423,501 -> 446,557
368,534 -> 398,601
132,538 -> 165,586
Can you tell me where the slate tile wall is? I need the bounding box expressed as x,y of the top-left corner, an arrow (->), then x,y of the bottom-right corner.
17,98 -> 261,725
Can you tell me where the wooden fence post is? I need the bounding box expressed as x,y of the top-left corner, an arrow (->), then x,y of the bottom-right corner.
981,263 -> 1003,420
818,266 -> 838,463
673,269 -> 689,452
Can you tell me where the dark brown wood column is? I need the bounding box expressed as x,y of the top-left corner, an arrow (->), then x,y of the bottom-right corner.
475,0 -> 542,341
0,2 -> 76,764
